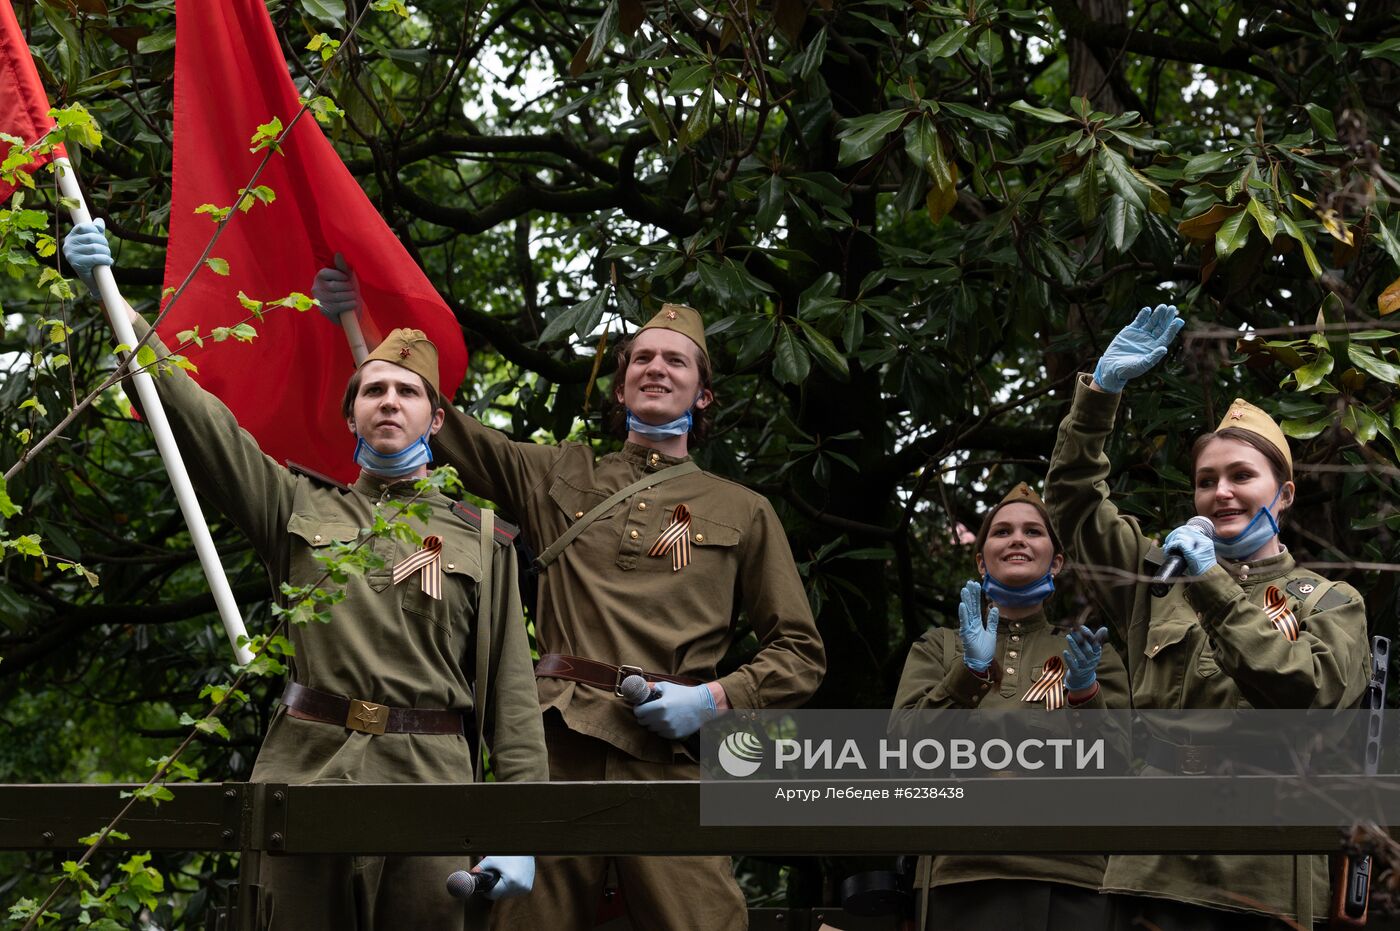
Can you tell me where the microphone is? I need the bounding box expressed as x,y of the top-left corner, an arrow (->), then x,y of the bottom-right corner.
1149,516 -> 1215,598
619,673 -> 659,705
446,868 -> 499,900
620,674 -> 700,757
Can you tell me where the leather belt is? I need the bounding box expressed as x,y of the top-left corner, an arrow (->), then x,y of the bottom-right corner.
534,653 -> 703,695
280,682 -> 463,736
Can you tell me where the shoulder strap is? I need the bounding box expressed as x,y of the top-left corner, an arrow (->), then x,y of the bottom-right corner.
474,508 -> 495,783
1299,579 -> 1338,619
532,460 -> 700,572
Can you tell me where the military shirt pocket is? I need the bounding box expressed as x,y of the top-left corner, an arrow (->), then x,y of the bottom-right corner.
401,541 -> 480,634
286,514 -> 361,587
637,511 -> 741,573
547,477 -> 612,529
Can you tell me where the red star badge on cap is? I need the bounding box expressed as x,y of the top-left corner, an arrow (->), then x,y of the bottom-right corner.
399,346 -> 411,359
665,309 -> 678,320
1230,409 -> 1244,420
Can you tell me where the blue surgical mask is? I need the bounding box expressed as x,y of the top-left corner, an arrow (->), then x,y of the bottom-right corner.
353,431 -> 433,478
626,409 -> 693,438
1213,487 -> 1284,561
982,570 -> 1056,609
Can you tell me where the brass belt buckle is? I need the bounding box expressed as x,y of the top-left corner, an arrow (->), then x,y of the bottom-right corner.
346,699 -> 388,735
615,664 -> 644,697
1180,745 -> 1207,776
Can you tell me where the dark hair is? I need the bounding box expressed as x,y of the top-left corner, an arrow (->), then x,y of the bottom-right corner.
341,366 -> 443,420
1190,427 -> 1291,486
973,498 -> 1063,558
605,333 -> 715,445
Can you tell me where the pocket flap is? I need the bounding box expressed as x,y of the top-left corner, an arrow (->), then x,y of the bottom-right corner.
287,513 -> 360,547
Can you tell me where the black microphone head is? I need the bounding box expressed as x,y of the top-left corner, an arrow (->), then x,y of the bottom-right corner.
618,674 -> 651,705
446,869 -> 477,899
1186,515 -> 1216,539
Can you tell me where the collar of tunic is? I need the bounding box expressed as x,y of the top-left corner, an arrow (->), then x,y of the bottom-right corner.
1217,546 -> 1293,584
619,441 -> 692,472
351,472 -> 441,501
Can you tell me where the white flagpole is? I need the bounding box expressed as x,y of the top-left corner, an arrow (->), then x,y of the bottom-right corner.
55,158 -> 254,665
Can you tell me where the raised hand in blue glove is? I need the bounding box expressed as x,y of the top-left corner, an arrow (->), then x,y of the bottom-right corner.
62,220 -> 113,291
1063,626 -> 1108,692
1163,521 -> 1216,576
1093,303 -> 1185,393
312,253 -> 360,323
474,855 -> 535,900
957,580 -> 998,673
634,681 -> 717,740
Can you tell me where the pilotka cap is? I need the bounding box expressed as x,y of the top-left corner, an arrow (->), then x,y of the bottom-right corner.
363,328 -> 439,390
639,303 -> 708,362
1216,398 -> 1293,478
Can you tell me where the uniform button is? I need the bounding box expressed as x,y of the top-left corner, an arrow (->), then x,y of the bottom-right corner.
447,563 -> 455,570
1006,667 -> 1016,675
638,502 -> 647,510
313,534 -> 322,542
980,683 -> 989,691
1011,635 -> 1021,643
1151,645 -> 1161,655
650,453 -> 660,463
575,511 -> 584,519
1008,650 -> 1018,659
630,530 -> 640,539
695,533 -> 705,543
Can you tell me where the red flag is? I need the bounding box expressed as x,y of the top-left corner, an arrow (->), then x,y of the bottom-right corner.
0,0 -> 66,202
162,0 -> 467,484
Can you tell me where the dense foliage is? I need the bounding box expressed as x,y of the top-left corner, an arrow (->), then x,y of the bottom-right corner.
3,0 -> 1400,923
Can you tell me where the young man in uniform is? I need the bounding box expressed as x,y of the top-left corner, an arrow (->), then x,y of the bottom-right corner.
315,263 -> 827,930
64,223 -> 548,930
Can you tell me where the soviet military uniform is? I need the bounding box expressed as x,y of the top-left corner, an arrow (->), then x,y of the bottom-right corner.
1044,374 -> 1370,928
133,319 -> 548,930
894,606 -> 1128,930
431,405 -> 826,930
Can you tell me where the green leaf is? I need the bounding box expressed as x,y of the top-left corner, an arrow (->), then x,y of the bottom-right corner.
0,475 -> 20,518
1291,351 -> 1333,391
837,108 -> 909,166
1181,149 -> 1237,177
1099,146 -> 1148,212
1009,100 -> 1075,124
1304,103 -> 1336,142
795,319 -> 850,379
772,324 -> 811,385
1280,414 -> 1332,440
1277,211 -> 1323,278
135,344 -> 157,370
1361,37 -> 1400,66
1214,208 -> 1251,260
1347,344 -> 1400,384
1374,219 -> 1400,269
301,0 -> 346,23
1104,194 -> 1143,253
205,257 -> 230,276
925,24 -> 970,58
1246,197 -> 1277,242
938,100 -> 1013,137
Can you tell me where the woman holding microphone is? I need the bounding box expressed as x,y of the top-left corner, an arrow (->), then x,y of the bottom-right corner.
894,482 -> 1129,930
1043,303 -> 1370,930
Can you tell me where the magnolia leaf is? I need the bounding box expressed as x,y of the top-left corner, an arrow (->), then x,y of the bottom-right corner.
1378,277 -> 1400,317
1177,203 -> 1244,243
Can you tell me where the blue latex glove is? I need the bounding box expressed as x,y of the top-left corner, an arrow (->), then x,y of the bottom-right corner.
1093,303 -> 1185,393
62,219 -> 113,290
1063,626 -> 1107,692
1164,522 -> 1217,576
634,682 -> 717,740
474,855 -> 535,901
312,252 -> 360,322
957,580 -> 998,673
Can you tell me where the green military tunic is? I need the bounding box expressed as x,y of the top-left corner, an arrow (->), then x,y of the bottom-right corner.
1043,373 -> 1370,924
432,406 -> 824,930
432,407 -> 827,761
134,318 -> 548,786
894,608 -> 1129,894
